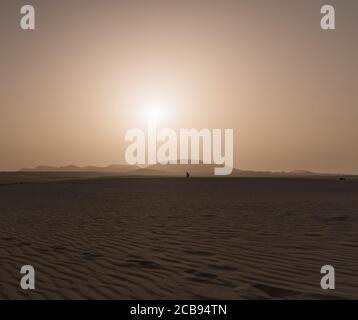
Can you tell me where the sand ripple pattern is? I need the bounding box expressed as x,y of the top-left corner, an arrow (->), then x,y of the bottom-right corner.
0,177 -> 358,299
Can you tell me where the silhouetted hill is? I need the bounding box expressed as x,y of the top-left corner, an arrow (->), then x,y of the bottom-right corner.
20,163 -> 332,177
20,164 -> 138,173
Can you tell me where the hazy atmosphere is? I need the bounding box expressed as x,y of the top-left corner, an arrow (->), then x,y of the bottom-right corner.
1,1 -> 358,302
1,0 -> 357,173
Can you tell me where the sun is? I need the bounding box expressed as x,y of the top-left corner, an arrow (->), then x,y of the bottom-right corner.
142,99 -> 169,123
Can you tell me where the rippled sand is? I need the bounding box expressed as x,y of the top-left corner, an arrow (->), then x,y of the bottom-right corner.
0,176 -> 357,299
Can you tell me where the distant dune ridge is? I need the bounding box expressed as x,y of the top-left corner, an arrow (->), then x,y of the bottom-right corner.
19,163 -> 335,177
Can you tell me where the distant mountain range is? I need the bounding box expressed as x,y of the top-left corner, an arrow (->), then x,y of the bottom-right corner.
20,164 -> 333,177
21,164 -> 137,173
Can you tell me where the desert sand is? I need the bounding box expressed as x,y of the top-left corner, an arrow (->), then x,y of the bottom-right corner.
0,174 -> 358,299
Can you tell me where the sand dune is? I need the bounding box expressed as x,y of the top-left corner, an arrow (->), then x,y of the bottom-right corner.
0,176 -> 357,299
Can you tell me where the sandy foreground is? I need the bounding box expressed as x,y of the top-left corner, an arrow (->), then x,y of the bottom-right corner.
0,175 -> 357,299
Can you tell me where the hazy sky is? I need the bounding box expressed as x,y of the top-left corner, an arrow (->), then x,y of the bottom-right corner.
1,0 -> 357,173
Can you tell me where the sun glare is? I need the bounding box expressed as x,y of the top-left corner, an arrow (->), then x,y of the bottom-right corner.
143,99 -> 169,123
